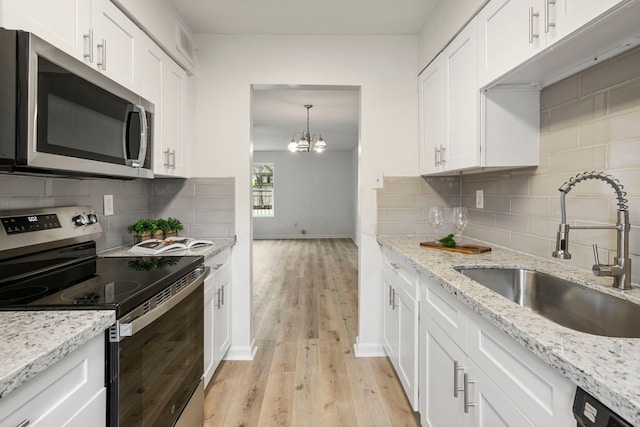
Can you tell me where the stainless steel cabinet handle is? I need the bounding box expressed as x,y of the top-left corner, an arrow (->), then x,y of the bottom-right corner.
16,420 -> 31,427
83,29 -> 94,63
434,146 -> 440,166
440,145 -> 446,165
389,262 -> 400,270
216,288 -> 221,309
388,284 -> 393,306
97,39 -> 107,70
164,149 -> 171,168
463,373 -> 476,413
453,360 -> 464,397
545,0 -> 556,33
529,7 -> 540,44
220,284 -> 225,306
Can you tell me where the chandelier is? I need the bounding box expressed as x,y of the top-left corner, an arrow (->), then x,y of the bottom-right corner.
287,104 -> 327,153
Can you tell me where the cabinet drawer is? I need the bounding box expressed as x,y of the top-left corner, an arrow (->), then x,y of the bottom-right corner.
0,334 -> 106,427
420,272 -> 467,348
467,312 -> 575,426
382,247 -> 418,299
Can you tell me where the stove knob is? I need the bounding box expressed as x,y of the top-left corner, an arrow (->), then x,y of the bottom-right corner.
72,214 -> 88,227
87,213 -> 99,224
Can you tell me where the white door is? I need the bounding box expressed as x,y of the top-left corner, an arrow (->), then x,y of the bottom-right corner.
203,274 -> 216,386
548,0 -> 630,44
91,0 -> 137,89
418,54 -> 445,175
213,273 -> 231,367
395,285 -> 418,410
0,0 -> 90,62
160,58 -> 189,177
477,0 -> 544,87
422,316 -> 468,427
443,17 -> 479,172
381,271 -> 398,362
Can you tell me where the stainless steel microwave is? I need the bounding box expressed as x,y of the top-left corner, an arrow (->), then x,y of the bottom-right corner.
0,29 -> 154,179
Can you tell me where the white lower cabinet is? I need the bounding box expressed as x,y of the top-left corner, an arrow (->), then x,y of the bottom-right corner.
0,333 -> 106,427
382,248 -> 419,410
419,273 -> 575,426
204,249 -> 232,387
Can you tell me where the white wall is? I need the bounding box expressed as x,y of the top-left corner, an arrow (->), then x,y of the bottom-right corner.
192,34 -> 419,358
417,0 -> 486,71
253,151 -> 355,240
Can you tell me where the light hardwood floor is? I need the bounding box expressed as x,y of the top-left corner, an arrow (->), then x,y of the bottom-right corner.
204,239 -> 421,426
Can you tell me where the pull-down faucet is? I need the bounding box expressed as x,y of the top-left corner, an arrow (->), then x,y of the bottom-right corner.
552,171 -> 632,290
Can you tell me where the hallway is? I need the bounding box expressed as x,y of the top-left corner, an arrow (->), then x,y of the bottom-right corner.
204,239 -> 420,426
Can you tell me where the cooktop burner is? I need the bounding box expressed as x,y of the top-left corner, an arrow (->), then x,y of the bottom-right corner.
0,255 -> 204,317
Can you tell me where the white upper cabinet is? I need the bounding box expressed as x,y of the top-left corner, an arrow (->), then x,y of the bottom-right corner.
0,0 -> 91,62
158,58 -> 189,177
418,54 -> 444,175
478,0 -> 631,87
442,18 -> 479,172
90,0 -> 138,89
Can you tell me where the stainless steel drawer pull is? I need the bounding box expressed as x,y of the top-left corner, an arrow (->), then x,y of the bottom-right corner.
529,7 -> 540,44
545,0 -> 556,33
83,30 -> 94,63
463,373 -> 476,413
16,420 -> 31,427
453,360 -> 464,398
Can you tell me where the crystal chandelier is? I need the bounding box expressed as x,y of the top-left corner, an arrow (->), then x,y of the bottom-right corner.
287,104 -> 327,153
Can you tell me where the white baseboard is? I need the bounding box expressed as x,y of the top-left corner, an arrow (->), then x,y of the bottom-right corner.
224,344 -> 257,361
353,340 -> 385,358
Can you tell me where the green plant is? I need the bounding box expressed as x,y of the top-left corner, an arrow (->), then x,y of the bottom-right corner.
439,234 -> 457,247
155,218 -> 170,234
127,218 -> 158,236
167,217 -> 184,233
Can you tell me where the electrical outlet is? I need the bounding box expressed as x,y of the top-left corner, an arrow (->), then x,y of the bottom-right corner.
476,190 -> 484,209
104,194 -> 114,216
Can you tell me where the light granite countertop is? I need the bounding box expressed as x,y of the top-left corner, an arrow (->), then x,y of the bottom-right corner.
99,237 -> 235,260
377,235 -> 640,426
0,310 -> 115,399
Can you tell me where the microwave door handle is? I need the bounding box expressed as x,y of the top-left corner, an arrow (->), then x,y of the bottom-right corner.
123,104 -> 147,168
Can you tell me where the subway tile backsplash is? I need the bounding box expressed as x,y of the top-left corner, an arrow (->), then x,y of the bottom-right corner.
0,174 -> 235,251
380,45 -> 640,285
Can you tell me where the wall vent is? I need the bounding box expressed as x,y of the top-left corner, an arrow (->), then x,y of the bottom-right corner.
176,21 -> 195,65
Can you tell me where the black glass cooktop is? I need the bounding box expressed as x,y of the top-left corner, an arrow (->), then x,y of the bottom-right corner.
0,254 -> 204,317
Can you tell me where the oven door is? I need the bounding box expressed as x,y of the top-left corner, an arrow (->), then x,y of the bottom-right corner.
108,269 -> 207,427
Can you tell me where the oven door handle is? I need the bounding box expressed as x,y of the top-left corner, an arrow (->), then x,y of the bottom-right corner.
113,266 -> 210,341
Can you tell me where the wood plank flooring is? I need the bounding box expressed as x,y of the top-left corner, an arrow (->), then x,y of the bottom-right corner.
204,238 -> 420,427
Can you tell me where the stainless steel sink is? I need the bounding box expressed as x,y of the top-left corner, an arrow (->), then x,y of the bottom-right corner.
455,267 -> 640,338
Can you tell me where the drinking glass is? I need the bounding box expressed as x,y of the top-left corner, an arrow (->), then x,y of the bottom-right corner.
452,206 -> 469,238
428,206 -> 444,242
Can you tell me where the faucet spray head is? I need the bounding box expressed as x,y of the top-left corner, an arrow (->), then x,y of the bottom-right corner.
552,223 -> 572,259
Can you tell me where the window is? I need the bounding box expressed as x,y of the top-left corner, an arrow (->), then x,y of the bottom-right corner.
252,163 -> 274,217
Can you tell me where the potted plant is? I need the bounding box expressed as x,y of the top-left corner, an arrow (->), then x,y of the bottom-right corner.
165,217 -> 184,238
127,219 -> 159,244
155,218 -> 170,238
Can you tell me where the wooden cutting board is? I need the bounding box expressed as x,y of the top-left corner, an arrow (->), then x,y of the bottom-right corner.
420,241 -> 491,254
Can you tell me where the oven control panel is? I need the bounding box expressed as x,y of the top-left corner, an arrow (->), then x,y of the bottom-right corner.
0,206 -> 103,256
1,213 -> 62,235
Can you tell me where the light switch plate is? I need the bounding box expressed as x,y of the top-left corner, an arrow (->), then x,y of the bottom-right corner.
104,194 -> 114,216
373,173 -> 384,189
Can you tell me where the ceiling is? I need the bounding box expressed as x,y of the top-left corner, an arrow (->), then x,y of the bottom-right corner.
168,0 -> 437,152
168,0 -> 437,36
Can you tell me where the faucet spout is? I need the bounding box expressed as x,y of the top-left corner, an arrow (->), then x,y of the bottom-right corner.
552,171 -> 632,290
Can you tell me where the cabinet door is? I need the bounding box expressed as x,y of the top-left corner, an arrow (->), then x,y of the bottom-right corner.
203,274 -> 216,387
158,58 -> 189,177
213,268 -> 231,368
395,285 -> 419,410
442,17 -> 479,172
548,0 -> 629,45
381,270 -> 398,362
477,0 -> 544,87
467,362 -> 535,427
91,0 -> 137,89
420,315 -> 469,427
0,0 -> 91,62
418,54 -> 445,175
